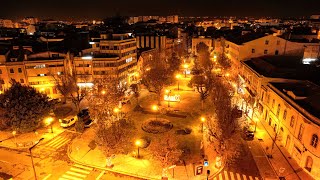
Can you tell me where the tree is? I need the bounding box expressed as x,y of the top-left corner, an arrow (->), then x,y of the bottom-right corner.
53,72 -> 87,113
148,133 -> 182,177
196,42 -> 213,73
190,74 -> 213,110
88,77 -> 126,122
0,81 -> 54,132
167,52 -> 181,73
95,118 -> 136,167
141,51 -> 172,105
206,76 -> 241,167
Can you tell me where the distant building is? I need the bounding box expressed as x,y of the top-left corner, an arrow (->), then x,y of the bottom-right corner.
135,34 -> 167,50
0,19 -> 14,28
310,15 -> 320,20
167,15 -> 179,23
22,17 -> 39,25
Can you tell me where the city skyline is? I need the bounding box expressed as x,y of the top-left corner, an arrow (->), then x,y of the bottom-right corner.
1,0 -> 319,20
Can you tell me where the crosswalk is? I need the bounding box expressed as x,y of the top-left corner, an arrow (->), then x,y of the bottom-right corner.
59,164 -> 93,180
43,135 -> 71,150
213,170 -> 261,180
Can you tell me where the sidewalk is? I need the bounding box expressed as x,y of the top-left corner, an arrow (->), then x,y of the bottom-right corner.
68,128 -> 222,180
0,123 -> 64,150
245,110 -> 314,180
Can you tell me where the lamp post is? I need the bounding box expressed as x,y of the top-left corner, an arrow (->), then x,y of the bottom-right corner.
113,107 -> 120,121
45,117 -> 54,133
176,74 -> 181,90
201,116 -> 206,133
12,131 -> 17,146
30,138 -> 44,180
183,64 -> 189,78
165,89 -> 171,108
152,105 -> 159,120
135,139 -> 141,158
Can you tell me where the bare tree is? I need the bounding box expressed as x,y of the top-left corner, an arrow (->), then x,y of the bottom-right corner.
53,72 -> 87,113
196,42 -> 213,73
141,51 -> 172,105
190,74 -> 213,110
88,77 -> 126,122
206,76 -> 241,167
95,118 -> 136,167
148,133 -> 182,177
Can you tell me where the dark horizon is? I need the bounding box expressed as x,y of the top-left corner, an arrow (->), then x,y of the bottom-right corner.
1,0 -> 319,21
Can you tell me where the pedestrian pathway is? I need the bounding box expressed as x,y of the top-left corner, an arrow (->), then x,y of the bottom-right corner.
212,170 -> 261,180
58,164 -> 93,180
43,135 -> 71,150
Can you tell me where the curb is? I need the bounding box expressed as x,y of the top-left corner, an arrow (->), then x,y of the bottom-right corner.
67,138 -> 159,180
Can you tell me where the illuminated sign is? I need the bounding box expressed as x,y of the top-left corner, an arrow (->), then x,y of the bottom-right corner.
82,56 -> 93,60
126,57 -> 133,63
77,83 -> 94,88
302,58 -> 317,64
164,94 -> 181,102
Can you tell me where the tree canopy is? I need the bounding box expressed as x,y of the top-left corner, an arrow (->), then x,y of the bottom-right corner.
0,81 -> 54,132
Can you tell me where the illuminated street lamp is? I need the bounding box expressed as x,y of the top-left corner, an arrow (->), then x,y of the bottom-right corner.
201,116 -> 206,133
45,117 -> 54,133
165,89 -> 171,108
152,105 -> 159,120
101,90 -> 106,95
29,138 -> 44,180
114,107 -> 120,120
12,131 -> 17,146
183,64 -> 189,78
176,74 -> 182,90
135,139 -> 141,158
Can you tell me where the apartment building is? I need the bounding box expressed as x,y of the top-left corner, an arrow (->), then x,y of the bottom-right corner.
75,33 -> 138,86
223,34 -> 320,68
262,81 -> 320,179
0,47 -> 68,98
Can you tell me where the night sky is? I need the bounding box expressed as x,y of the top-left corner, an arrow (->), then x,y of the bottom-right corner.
1,0 -> 319,20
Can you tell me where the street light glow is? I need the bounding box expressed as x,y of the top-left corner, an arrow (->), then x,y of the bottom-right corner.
101,90 -> 106,95
176,74 -> 181,79
183,64 -> 189,69
45,117 -> 53,125
114,107 -> 120,113
201,117 -> 206,122
152,105 -> 159,111
135,140 -> 141,146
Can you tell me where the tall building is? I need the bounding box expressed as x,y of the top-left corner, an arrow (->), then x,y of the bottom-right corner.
166,15 -> 179,23
75,33 -> 138,86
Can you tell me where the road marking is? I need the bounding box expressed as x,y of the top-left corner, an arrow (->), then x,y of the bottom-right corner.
236,173 -> 241,179
242,174 -> 247,180
61,174 -> 83,180
70,167 -> 91,174
46,136 -> 63,146
73,164 -> 93,171
54,139 -> 70,149
50,137 -> 67,148
96,170 -> 105,180
219,173 -> 223,179
66,171 -> 86,178
224,171 -> 229,180
255,177 -> 260,180
42,174 -> 52,180
249,176 -> 254,180
230,171 -> 235,180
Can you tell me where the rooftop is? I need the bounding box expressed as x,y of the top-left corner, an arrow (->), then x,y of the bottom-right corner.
270,81 -> 320,123
225,32 -> 269,45
243,56 -> 320,85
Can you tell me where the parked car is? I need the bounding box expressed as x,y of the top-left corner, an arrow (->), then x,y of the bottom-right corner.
59,115 -> 78,127
78,107 -> 90,121
245,127 -> 255,139
84,119 -> 94,128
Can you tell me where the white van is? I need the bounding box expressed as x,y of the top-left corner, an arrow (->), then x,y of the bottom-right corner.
59,115 -> 78,128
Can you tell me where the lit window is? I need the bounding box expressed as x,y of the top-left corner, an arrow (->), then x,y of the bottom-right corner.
271,99 -> 275,108
298,124 -> 304,141
276,104 -> 281,117
290,116 -> 295,127
265,40 -> 269,45
283,110 -> 287,120
311,134 -> 318,148
34,64 -> 46,69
